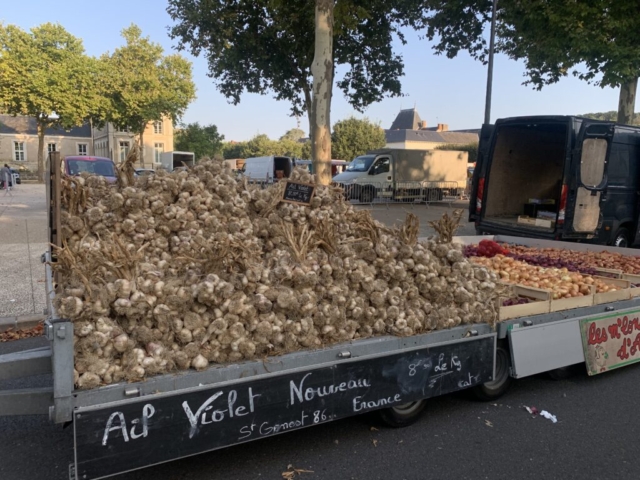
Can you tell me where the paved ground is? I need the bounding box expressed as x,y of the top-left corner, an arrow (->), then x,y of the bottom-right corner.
1,335 -> 639,480
0,184 -> 48,318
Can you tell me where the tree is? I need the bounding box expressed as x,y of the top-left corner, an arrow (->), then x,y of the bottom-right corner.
167,0 -> 427,183
175,122 -> 225,160
222,135 -> 305,159
280,128 -> 306,142
331,117 -> 386,161
0,23 -> 102,180
424,0 -> 640,124
103,25 -> 196,166
581,111 -> 640,125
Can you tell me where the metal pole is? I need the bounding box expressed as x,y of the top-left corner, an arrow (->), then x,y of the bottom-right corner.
484,0 -> 498,125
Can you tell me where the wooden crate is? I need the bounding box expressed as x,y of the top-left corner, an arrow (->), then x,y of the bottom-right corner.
593,276 -> 631,304
549,286 -> 595,312
621,273 -> 640,297
593,267 -> 623,279
498,285 -> 551,320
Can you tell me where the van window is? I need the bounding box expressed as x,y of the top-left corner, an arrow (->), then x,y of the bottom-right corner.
371,157 -> 390,175
608,143 -> 630,186
580,138 -> 608,187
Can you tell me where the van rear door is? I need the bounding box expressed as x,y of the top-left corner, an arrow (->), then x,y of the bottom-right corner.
469,124 -> 495,222
563,122 -> 615,237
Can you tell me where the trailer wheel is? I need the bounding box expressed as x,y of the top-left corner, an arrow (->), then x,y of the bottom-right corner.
359,186 -> 375,203
471,345 -> 512,401
379,399 -> 427,427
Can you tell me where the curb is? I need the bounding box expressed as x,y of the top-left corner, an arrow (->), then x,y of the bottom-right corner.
0,314 -> 46,333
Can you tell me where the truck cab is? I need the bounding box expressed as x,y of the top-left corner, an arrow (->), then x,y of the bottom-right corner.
63,156 -> 117,183
470,116 -> 640,247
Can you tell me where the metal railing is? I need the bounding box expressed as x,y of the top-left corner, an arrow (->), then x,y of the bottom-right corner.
334,181 -> 463,208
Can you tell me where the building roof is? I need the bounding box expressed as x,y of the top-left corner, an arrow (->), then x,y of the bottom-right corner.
385,129 -> 478,144
390,108 -> 422,130
0,115 -> 91,138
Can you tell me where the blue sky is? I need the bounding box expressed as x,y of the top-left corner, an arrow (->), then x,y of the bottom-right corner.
2,1 -> 636,141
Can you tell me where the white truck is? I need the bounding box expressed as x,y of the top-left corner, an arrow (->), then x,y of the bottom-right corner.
160,151 -> 195,172
333,148 -> 468,203
242,156 -> 293,182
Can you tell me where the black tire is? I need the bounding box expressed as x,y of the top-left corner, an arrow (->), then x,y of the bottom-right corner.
612,227 -> 631,248
471,345 -> 512,401
16,178 -> 21,185
379,400 -> 427,428
359,186 -> 375,203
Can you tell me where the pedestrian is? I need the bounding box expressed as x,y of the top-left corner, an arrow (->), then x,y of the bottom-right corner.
1,164 -> 12,193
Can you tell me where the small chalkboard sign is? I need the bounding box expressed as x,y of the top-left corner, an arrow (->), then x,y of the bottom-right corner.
282,181 -> 315,205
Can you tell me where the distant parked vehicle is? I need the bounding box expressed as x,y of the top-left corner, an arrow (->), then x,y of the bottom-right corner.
63,156 -> 117,183
10,168 -> 21,184
134,168 -> 155,177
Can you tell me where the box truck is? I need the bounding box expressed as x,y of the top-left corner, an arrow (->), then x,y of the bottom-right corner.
332,148 -> 468,203
160,151 -> 195,171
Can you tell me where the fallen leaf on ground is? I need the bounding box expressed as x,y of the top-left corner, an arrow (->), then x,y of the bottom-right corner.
370,426 -> 379,432
485,420 -> 493,427
282,465 -> 314,479
0,323 -> 44,342
372,439 -> 378,447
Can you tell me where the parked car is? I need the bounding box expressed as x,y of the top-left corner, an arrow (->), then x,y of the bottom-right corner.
134,168 -> 155,177
64,156 -> 117,183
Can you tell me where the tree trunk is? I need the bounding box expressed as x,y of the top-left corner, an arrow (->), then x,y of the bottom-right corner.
310,0 -> 334,185
139,128 -> 145,167
617,77 -> 638,125
37,121 -> 46,183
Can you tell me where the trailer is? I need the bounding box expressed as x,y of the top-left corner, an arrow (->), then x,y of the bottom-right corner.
2,156 -> 640,479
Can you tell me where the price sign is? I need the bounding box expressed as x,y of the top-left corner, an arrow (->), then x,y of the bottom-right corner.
282,181 -> 315,205
580,308 -> 640,375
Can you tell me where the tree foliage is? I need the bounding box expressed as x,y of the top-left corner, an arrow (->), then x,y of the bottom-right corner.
331,117 -> 386,161
222,134 -> 304,159
580,111 -> 640,125
175,122 -> 225,160
424,0 -> 640,121
102,24 -> 196,164
0,23 -> 102,179
280,128 -> 306,142
168,0 -> 425,118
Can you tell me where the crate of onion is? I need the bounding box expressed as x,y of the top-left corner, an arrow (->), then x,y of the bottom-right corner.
464,239 -> 633,314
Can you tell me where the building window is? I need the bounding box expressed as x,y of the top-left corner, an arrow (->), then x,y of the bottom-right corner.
153,120 -> 163,134
13,142 -> 25,161
77,144 -> 88,156
119,141 -> 130,162
117,126 -> 130,133
48,143 -> 57,153
154,143 -> 164,163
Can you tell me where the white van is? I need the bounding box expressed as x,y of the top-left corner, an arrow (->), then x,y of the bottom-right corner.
243,156 -> 293,182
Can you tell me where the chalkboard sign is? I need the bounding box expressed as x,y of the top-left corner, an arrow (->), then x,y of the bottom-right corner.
73,335 -> 494,480
282,181 -> 315,205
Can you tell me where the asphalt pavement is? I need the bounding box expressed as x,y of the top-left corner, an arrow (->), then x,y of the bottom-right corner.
4,186 -> 638,480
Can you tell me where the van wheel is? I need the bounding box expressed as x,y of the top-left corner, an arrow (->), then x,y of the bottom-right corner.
613,227 -> 630,248
379,400 -> 427,427
471,345 -> 512,401
359,187 -> 375,203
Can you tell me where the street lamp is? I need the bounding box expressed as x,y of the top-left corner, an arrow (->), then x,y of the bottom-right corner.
484,0 -> 498,125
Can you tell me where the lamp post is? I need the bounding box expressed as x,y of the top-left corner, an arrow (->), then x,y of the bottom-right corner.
484,0 -> 498,125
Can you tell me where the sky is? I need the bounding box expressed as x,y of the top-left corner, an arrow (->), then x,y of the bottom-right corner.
2,0 -> 637,142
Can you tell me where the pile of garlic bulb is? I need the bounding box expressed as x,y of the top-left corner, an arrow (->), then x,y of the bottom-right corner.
53,160 -> 501,389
